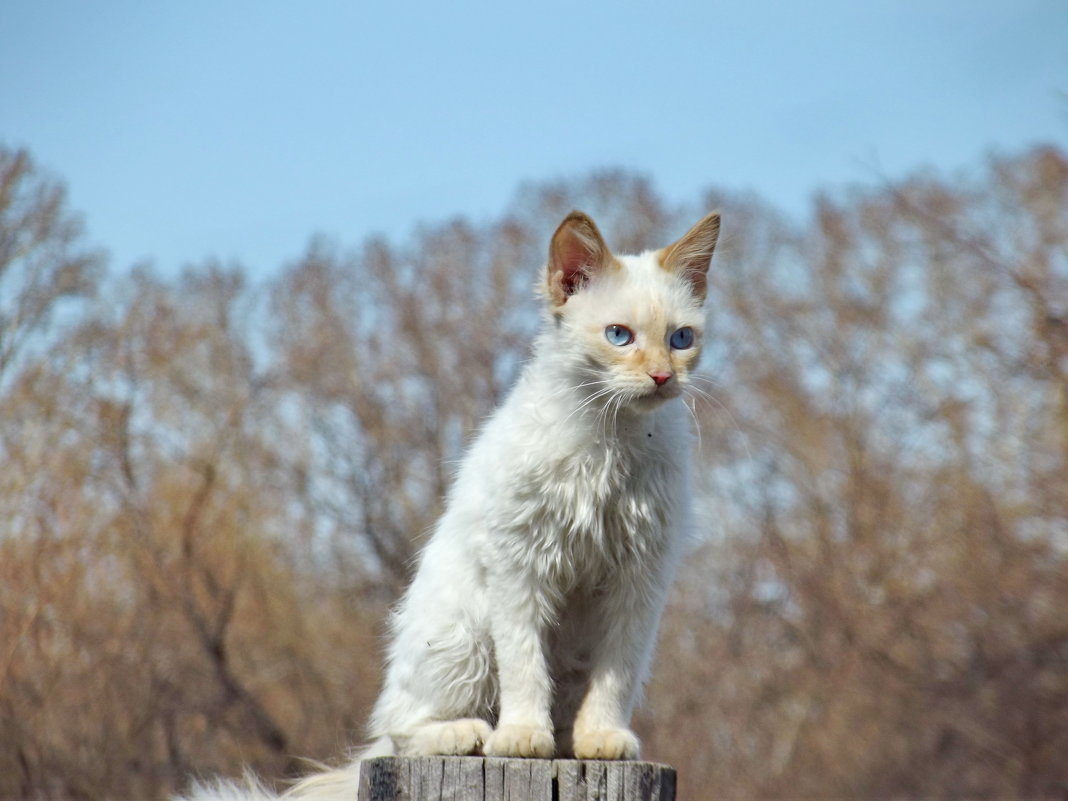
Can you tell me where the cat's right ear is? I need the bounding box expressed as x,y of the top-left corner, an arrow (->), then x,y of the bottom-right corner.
547,211 -> 613,307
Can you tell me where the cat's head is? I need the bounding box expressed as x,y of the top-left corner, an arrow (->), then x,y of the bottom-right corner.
542,210 -> 720,410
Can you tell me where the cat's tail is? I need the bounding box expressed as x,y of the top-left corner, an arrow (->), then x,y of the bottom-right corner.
176,737 -> 394,801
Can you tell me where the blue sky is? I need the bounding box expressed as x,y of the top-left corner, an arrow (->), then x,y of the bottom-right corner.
2,1 -> 1065,278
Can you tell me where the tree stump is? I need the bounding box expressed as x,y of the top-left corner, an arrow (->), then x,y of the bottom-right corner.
358,757 -> 676,801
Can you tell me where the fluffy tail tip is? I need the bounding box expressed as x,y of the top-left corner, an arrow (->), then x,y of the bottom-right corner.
174,772 -> 279,801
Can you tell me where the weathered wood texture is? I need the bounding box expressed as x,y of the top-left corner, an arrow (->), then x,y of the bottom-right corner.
357,757 -> 676,801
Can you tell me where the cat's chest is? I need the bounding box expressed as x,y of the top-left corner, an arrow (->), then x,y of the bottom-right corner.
549,434 -> 663,507
487,422 -> 682,581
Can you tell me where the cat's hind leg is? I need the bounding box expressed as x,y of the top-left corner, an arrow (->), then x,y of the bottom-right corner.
368,578 -> 498,757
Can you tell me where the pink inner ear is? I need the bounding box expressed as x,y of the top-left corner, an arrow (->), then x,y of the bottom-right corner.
548,211 -> 611,305
559,249 -> 591,296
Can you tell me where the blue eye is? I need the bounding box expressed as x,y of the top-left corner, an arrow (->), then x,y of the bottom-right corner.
605,324 -> 635,346
670,327 -> 695,349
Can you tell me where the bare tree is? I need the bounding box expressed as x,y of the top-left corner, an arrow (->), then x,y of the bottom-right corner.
0,147 -> 102,387
2,145 -> 1065,799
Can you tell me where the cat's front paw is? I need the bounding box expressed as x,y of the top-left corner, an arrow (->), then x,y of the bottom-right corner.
484,724 -> 554,758
406,718 -> 493,755
572,726 -> 640,760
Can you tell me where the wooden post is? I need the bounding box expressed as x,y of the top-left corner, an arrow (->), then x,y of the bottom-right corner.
358,760 -> 674,801
358,757 -> 676,801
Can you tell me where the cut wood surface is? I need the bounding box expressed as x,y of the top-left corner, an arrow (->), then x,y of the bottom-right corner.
357,756 -> 676,801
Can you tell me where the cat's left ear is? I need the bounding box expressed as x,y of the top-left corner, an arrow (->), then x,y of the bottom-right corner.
547,211 -> 614,307
660,212 -> 721,302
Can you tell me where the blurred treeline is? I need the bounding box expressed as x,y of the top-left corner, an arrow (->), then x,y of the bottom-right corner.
1,143 -> 1066,800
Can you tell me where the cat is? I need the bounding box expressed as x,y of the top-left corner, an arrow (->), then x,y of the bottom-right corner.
182,209 -> 720,800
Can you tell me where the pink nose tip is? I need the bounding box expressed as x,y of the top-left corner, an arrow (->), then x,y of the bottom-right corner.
650,372 -> 673,387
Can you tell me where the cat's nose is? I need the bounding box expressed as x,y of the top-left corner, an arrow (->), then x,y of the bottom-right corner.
649,371 -> 673,387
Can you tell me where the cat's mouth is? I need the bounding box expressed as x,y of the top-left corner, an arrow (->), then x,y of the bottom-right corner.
632,380 -> 683,407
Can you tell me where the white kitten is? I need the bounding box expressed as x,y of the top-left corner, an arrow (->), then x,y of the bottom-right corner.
181,210 -> 720,800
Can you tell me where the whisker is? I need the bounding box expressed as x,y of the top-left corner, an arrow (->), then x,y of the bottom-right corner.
683,383 -> 753,463
561,383 -> 617,428
684,395 -> 703,455
608,392 -> 624,439
689,374 -> 728,392
600,391 -> 622,442
536,374 -> 610,411
593,387 -> 613,440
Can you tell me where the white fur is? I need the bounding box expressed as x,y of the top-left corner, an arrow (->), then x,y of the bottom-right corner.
177,214 -> 715,801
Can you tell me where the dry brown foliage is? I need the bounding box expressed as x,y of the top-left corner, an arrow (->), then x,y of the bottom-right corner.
1,147 -> 1065,799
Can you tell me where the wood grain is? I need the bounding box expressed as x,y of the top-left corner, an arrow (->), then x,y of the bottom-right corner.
357,757 -> 676,801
